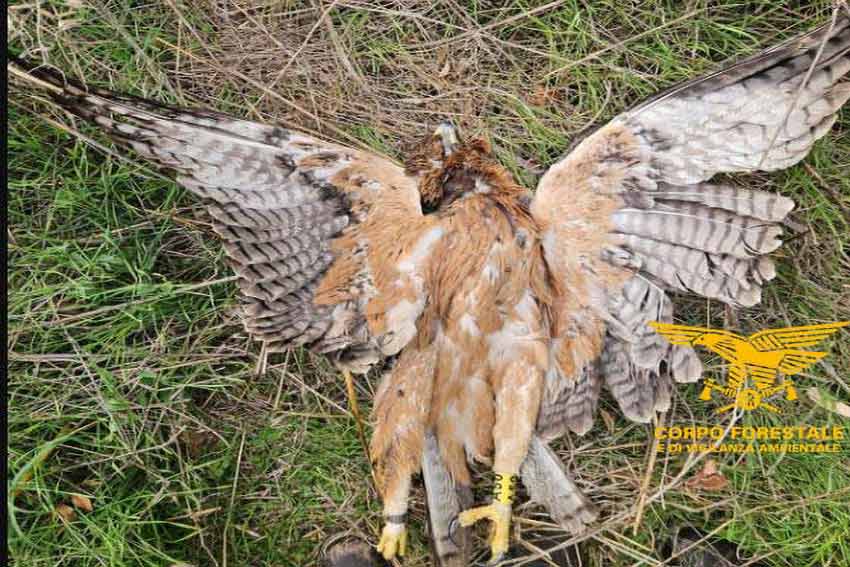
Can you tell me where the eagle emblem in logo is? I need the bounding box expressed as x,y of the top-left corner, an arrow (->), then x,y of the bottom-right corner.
650,322 -> 848,414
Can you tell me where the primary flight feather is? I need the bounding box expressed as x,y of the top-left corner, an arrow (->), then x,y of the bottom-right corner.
9,12 -> 850,565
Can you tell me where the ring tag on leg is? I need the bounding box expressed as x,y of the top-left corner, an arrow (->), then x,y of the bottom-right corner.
383,512 -> 407,525
493,473 -> 518,505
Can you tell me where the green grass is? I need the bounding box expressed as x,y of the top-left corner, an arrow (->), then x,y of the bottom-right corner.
7,1 -> 850,566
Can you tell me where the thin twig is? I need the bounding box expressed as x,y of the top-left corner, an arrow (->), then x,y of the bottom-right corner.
42,275 -> 238,328
631,411 -> 663,534
415,0 -> 569,49
254,0 -> 341,107
757,9 -> 839,169
804,163 -> 850,225
545,9 -> 702,78
154,37 -> 377,155
222,429 -> 247,567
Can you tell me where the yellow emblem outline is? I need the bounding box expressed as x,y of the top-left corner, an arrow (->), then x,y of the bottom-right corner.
649,321 -> 849,414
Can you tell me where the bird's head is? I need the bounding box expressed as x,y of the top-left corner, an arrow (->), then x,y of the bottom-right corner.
693,334 -> 718,348
405,122 -> 512,213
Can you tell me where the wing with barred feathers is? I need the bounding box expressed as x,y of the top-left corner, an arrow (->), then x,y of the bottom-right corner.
11,58 -> 439,373
531,15 -> 850,432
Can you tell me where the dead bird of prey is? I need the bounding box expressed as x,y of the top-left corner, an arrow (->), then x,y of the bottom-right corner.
9,12 -> 850,564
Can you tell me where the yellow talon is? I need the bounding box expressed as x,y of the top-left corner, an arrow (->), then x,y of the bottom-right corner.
458,502 -> 512,563
376,523 -> 407,560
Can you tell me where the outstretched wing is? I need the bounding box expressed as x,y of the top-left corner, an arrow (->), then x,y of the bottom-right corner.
11,59 -> 439,373
533,15 -> 850,430
748,322 -> 849,351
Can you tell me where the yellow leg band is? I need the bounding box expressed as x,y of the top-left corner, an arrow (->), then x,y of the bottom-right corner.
493,472 -> 518,505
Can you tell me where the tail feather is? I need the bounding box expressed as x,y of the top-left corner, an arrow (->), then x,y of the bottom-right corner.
520,436 -> 598,533
422,433 -> 471,567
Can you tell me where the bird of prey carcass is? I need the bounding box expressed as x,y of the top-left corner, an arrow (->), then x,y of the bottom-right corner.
9,12 -> 850,564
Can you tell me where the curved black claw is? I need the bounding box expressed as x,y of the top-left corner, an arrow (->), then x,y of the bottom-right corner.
447,514 -> 462,546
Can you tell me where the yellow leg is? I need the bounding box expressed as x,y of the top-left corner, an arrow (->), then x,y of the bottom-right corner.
457,473 -> 516,563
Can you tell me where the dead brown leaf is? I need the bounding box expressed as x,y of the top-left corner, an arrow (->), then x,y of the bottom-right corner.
685,459 -> 729,491
527,85 -> 559,107
180,429 -> 219,459
71,493 -> 94,512
438,59 -> 452,78
54,503 -> 76,523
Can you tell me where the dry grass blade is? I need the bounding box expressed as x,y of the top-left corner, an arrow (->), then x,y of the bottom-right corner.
42,276 -> 238,328
544,8 -> 702,78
